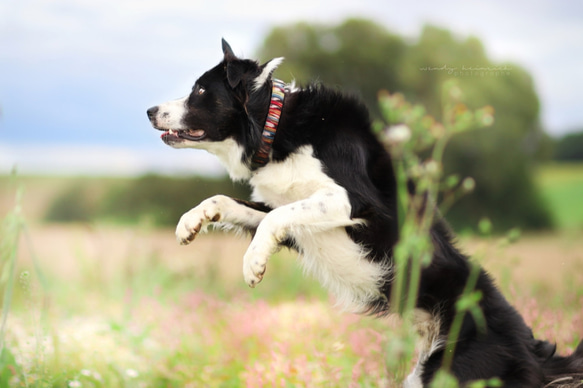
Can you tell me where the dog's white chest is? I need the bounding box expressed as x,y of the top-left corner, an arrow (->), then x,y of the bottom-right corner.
247,145 -> 388,312
250,146 -> 337,207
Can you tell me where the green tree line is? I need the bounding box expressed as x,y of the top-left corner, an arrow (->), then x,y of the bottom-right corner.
554,131 -> 583,161
44,175 -> 250,226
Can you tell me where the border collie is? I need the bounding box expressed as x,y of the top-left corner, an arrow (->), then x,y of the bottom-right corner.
147,39 -> 583,387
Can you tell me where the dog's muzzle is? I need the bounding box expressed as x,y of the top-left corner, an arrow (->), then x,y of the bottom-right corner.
147,105 -> 206,145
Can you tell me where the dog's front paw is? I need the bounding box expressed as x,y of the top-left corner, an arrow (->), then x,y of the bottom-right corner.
175,199 -> 222,245
243,231 -> 281,287
242,218 -> 285,287
242,246 -> 269,288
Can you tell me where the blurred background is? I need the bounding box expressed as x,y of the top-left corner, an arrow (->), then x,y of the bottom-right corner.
0,1 -> 582,386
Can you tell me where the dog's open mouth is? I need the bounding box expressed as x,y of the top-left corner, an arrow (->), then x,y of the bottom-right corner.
161,129 -> 206,144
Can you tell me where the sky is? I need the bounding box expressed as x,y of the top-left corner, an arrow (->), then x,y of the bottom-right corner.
1,0 -> 582,176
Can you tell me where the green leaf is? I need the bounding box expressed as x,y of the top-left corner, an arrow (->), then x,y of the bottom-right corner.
478,218 -> 492,236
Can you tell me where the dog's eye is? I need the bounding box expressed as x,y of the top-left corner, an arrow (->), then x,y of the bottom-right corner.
197,86 -> 205,95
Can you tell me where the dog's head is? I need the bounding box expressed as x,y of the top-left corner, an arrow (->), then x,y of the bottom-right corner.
147,39 -> 283,156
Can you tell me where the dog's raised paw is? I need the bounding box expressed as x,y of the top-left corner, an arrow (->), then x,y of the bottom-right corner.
242,252 -> 268,288
175,208 -> 219,245
175,213 -> 202,245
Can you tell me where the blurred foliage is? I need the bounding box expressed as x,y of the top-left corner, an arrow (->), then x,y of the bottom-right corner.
44,175 -> 251,226
554,130 -> 583,161
258,19 -> 553,232
44,183 -> 95,223
99,174 -> 250,226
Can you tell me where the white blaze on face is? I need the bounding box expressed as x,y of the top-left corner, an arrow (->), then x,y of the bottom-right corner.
154,96 -> 189,131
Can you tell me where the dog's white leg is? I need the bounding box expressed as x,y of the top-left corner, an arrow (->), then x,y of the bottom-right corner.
242,187 -> 360,287
402,310 -> 443,388
175,195 -> 268,245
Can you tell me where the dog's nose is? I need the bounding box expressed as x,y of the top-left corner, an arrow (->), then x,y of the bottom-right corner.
147,106 -> 159,121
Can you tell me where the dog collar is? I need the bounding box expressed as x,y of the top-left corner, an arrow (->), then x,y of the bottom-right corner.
250,79 -> 286,170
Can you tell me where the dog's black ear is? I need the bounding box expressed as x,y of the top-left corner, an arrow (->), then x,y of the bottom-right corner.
222,38 -> 244,88
226,62 -> 245,89
222,38 -> 236,60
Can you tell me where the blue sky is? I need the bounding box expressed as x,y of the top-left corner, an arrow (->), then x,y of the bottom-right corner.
1,0 -> 582,176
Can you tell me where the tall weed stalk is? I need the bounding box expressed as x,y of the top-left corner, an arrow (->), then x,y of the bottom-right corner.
377,80 -> 497,386
0,181 -> 26,387
0,185 -> 24,355
0,176 -> 52,387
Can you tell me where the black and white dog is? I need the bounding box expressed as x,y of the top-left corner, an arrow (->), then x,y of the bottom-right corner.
147,40 -> 583,387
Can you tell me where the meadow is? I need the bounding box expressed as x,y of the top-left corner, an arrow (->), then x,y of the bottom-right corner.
0,162 -> 582,387
537,163 -> 583,231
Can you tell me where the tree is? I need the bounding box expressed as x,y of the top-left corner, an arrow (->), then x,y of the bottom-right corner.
258,19 -> 406,118
258,19 -> 552,231
402,25 -> 551,230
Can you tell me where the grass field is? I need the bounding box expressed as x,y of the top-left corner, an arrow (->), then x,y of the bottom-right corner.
0,164 -> 582,387
536,163 -> 583,230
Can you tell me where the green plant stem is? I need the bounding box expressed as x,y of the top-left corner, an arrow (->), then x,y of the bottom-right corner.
0,197 -> 23,356
390,162 -> 410,314
441,263 -> 482,371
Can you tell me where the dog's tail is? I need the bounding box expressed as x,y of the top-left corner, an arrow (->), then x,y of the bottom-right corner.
540,339 -> 583,387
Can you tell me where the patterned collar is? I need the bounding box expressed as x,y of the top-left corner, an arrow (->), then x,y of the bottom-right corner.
250,79 -> 286,170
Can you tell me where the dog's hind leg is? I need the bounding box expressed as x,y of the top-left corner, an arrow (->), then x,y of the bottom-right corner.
175,195 -> 271,245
